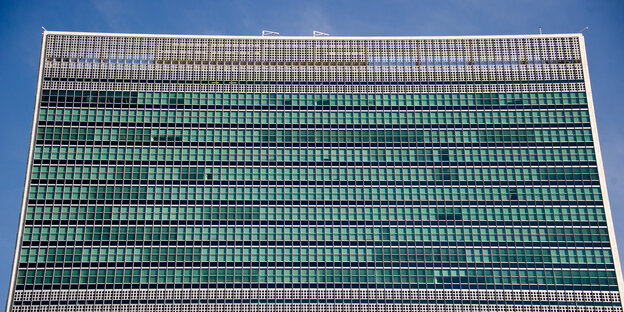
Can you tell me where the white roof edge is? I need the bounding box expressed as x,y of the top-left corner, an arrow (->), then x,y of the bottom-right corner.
41,30 -> 584,40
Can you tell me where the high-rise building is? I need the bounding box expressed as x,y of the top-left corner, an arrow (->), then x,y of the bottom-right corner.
6,31 -> 624,311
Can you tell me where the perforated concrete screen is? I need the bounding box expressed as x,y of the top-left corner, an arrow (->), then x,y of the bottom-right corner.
6,32 -> 624,311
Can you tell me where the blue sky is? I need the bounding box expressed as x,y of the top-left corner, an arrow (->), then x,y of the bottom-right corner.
1,0 -> 623,303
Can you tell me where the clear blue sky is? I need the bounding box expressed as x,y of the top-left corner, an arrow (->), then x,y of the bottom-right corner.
1,0 -> 623,304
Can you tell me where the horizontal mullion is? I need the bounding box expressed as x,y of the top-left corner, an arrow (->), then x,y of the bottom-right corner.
17,261 -> 615,270
29,179 -> 600,187
22,219 -> 608,228
36,120 -> 593,130
21,240 -> 612,249
13,283 -> 620,292
32,160 -> 600,168
40,102 -> 589,112
27,199 -> 605,206
34,140 -> 596,148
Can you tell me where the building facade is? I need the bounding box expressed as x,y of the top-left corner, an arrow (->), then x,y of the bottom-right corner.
6,31 -> 624,311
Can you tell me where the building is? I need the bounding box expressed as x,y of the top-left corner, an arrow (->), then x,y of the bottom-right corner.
6,31 -> 624,311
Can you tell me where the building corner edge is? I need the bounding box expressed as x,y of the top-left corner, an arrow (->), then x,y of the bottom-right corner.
578,34 -> 624,308
5,30 -> 48,312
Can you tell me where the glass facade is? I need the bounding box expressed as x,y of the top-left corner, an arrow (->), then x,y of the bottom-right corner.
6,32 -> 624,311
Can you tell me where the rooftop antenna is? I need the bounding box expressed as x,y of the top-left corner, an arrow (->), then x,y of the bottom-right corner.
262,30 -> 280,36
313,31 -> 329,37
578,26 -> 589,33
41,26 -> 46,32
539,26 -> 542,34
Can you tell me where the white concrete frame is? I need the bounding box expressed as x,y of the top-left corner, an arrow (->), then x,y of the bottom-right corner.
6,30 -> 623,312
5,31 -> 48,312
578,35 -> 624,308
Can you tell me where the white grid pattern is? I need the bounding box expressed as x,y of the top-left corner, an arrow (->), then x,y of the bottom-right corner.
13,289 -> 622,303
42,34 -> 584,92
10,304 -> 624,312
41,81 -> 586,94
